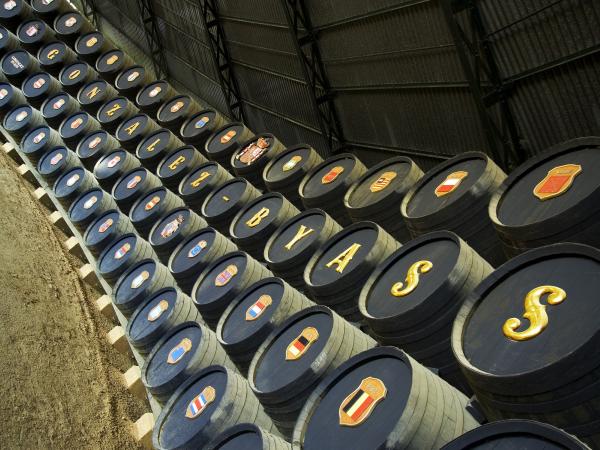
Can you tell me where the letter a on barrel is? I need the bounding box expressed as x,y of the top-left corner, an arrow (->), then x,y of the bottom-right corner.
533,164 -> 582,201
245,294 -> 272,321
186,386 -> 216,419
339,377 -> 387,427
286,327 -> 319,361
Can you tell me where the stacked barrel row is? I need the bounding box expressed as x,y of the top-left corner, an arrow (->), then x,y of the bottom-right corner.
1,1 -> 599,449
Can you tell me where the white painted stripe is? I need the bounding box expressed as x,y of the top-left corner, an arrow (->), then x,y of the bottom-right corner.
346,392 -> 370,417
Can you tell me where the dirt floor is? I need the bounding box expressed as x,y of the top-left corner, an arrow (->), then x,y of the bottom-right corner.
0,151 -> 146,449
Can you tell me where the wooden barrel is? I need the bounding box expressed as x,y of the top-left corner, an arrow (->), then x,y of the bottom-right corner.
201,177 -> 261,235
3,104 -> 45,141
442,420 -> 590,450
264,209 -> 342,292
157,145 -> 207,191
180,109 -> 228,150
20,125 -> 62,164
152,365 -> 275,450
126,286 -> 200,356
97,232 -> 156,286
191,251 -> 273,329
74,31 -> 113,66
168,227 -> 238,294
59,111 -> 102,150
96,96 -> 138,134
53,166 -> 97,209
37,41 -> 78,77
68,187 -> 117,233
217,277 -> 313,376
59,61 -> 96,97
76,130 -> 120,171
148,207 -> 208,265
113,258 -> 176,317
299,153 -> 367,226
0,0 -> 32,31
358,231 -> 492,393
21,71 -> 62,109
37,145 -> 78,185
135,80 -> 177,117
490,137 -> 600,258
30,0 -> 72,21
229,193 -> 300,262
292,346 -> 479,450
262,144 -> 324,210
83,209 -> 135,257
93,149 -> 141,192
95,49 -> 134,84
231,134 -> 287,190
401,152 -> 506,267
249,305 -> 375,438
41,92 -> 79,129
207,423 -> 291,450
111,167 -> 162,215
1,49 -> 40,85
16,18 -> 54,53
178,161 -> 233,213
141,321 -> 236,404
77,79 -> 118,116
0,25 -> 19,56
136,128 -> 184,172
114,65 -> 151,102
115,113 -> 161,152
129,186 -> 185,238
452,243 -> 600,447
204,122 -> 255,170
0,81 -> 26,122
304,221 -> 400,322
53,11 -> 94,47
157,94 -> 202,134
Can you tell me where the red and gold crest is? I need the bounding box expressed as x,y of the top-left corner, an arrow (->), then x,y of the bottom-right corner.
369,171 -> 397,193
339,377 -> 387,427
533,164 -> 582,201
321,166 -> 344,184
435,171 -> 468,197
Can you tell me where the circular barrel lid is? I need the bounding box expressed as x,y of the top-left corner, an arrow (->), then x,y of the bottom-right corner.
31,0 -> 66,14
22,71 -> 52,99
168,227 -> 218,276
59,111 -> 91,140
74,31 -> 105,58
205,122 -> 251,159
230,134 -> 277,170
180,109 -> 218,144
54,11 -> 86,36
59,61 -> 91,89
16,18 -> 48,45
453,243 -> 600,395
0,0 -> 27,21
157,94 -> 195,128
20,125 -> 51,158
37,41 -> 70,69
136,80 -> 171,110
95,49 -> 126,75
250,305 -> 334,396
136,128 -> 178,167
179,162 -> 223,200
130,186 -> 170,226
38,145 -> 69,177
149,207 -> 194,247
97,96 -> 132,127
127,287 -> 180,344
68,187 -> 105,223
295,346 -> 413,450
77,79 -> 113,108
207,423 -> 271,450
41,92 -> 72,120
76,130 -> 115,160
263,144 -> 319,189
115,113 -> 150,144
115,65 -> 146,93
98,232 -> 138,274
114,259 -> 159,311
54,166 -> 86,197
112,167 -> 151,202
157,146 -> 200,184
1,49 -> 31,81
84,209 -> 123,249
230,193 -> 285,240
202,178 -> 252,222
300,153 -> 361,201
0,81 -> 15,108
94,149 -> 129,181
3,104 -> 32,131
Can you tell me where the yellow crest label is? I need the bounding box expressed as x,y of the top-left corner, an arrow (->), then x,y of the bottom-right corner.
435,171 -> 468,197
369,171 -> 397,193
339,377 -> 387,427
186,386 -> 216,419
322,166 -> 344,184
167,337 -> 193,364
533,164 -> 582,201
245,294 -> 272,321
285,327 -> 319,361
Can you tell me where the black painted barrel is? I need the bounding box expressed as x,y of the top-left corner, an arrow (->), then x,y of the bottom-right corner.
21,71 -> 61,108
359,231 -> 492,393
53,166 -> 97,209
96,96 -> 138,134
401,151 -> 506,266
344,156 -> 423,242
16,18 -> 54,53
207,423 -> 291,450
20,124 -> 61,164
452,243 -> 600,447
37,41 -> 77,77
74,31 -> 113,66
191,251 -> 273,329
53,11 -> 93,47
126,287 -> 200,356
168,227 -> 238,294
68,187 -> 117,233
111,167 -> 162,215
0,81 -> 25,121
93,149 -> 141,192
204,122 -> 255,170
179,161 -> 233,213
30,0 -> 72,22
157,94 -> 202,135
292,346 -> 479,450
114,65 -> 151,102
97,232 -> 156,286
95,49 -> 134,84
0,26 -> 19,56
201,177 -> 261,236
40,91 -> 78,129
59,61 -> 96,96
299,153 -> 367,226
249,305 -> 375,438
37,145 -> 78,185
231,134 -> 286,190
76,129 -> 119,171
304,221 -> 400,322
229,193 -> 300,262
263,144 -> 324,210
0,0 -> 32,32
59,111 -> 101,150
152,365 -> 275,450
180,109 -> 228,150
83,209 -> 135,257
3,104 -> 45,141
148,207 -> 208,265
490,137 -> 600,258
129,186 -> 185,238
217,277 -> 313,376
1,49 -> 39,85
142,321 -> 236,405
135,80 -> 176,117
113,258 -> 176,317
157,145 -> 207,191
115,113 -> 161,152
264,209 -> 342,292
136,128 -> 183,172
77,79 -> 118,116
441,420 -> 590,450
